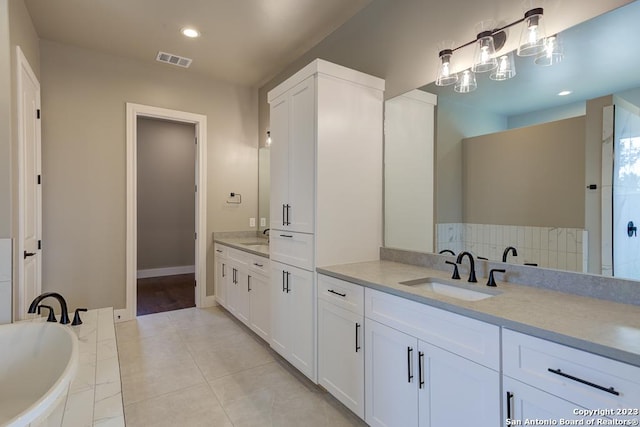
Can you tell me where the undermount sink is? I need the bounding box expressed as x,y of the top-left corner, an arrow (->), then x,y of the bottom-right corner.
398,277 -> 500,301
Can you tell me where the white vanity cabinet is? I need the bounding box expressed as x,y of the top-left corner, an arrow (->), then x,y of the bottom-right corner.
503,329 -> 640,423
268,59 -> 385,383
247,255 -> 270,342
364,288 -> 500,427
317,274 -> 365,419
214,244 -> 228,307
225,249 -> 250,324
270,260 -> 315,380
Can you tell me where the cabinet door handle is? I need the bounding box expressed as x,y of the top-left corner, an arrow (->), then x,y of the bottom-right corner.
407,347 -> 414,383
215,249 -> 223,253
280,234 -> 293,238
355,323 -> 361,352
506,391 -> 514,420
24,251 -> 36,259
222,263 -> 226,277
282,204 -> 286,226
547,368 -> 620,396
328,289 -> 346,298
253,262 -> 263,267
282,270 -> 286,292
248,275 -> 251,292
418,351 -> 425,389
285,271 -> 291,293
232,268 -> 237,284
285,204 -> 291,225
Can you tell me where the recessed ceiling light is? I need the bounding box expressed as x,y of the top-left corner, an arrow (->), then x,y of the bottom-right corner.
181,27 -> 200,38
557,90 -> 572,96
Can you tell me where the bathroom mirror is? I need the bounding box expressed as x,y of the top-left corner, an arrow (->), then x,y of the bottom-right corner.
384,1 -> 640,278
258,146 -> 270,232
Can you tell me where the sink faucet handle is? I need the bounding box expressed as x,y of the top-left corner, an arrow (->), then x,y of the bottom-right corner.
72,308 -> 88,326
445,260 -> 461,280
37,305 -> 57,322
487,269 -> 506,287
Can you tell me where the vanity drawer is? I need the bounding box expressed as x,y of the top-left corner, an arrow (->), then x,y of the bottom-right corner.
270,231 -> 314,271
503,329 -> 640,410
227,247 -> 249,265
318,274 -> 364,315
214,244 -> 227,258
247,254 -> 269,276
364,288 -> 499,370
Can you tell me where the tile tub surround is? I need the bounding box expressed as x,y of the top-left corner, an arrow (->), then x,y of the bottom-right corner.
436,223 -> 588,273
25,307 -> 124,426
317,259 -> 640,367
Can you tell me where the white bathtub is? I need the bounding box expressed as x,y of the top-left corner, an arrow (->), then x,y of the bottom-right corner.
0,322 -> 78,427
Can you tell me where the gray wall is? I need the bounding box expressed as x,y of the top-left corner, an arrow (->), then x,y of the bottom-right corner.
40,40 -> 257,310
258,0 -> 632,149
137,118 -> 195,271
462,116 -> 586,228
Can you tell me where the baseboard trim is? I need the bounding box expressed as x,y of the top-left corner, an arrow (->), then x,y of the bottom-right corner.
201,295 -> 218,308
137,265 -> 195,279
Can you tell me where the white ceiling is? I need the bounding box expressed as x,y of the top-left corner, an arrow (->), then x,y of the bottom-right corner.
24,0 -> 372,87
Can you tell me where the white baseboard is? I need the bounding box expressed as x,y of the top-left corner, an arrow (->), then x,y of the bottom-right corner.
200,295 -> 218,308
137,265 -> 195,279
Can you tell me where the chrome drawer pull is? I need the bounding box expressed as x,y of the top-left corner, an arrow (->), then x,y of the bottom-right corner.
547,368 -> 620,396
253,263 -> 263,267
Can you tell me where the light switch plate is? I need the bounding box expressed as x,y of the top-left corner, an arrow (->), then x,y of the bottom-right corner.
260,218 -> 266,227
249,217 -> 256,227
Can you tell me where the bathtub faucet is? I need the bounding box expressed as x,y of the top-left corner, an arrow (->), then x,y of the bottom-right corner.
28,292 -> 71,324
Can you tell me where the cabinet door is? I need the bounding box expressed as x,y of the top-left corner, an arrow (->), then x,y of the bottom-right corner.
269,94 -> 289,230
235,268 -> 250,326
503,377 -> 590,424
365,318 -> 419,427
226,263 -> 241,315
418,341 -> 500,427
214,256 -> 227,307
318,300 -> 364,419
287,77 -> 315,233
270,261 -> 289,356
249,272 -> 270,342
287,264 -> 315,381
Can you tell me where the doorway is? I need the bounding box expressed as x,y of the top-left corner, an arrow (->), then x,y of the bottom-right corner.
123,104 -> 207,322
136,117 -> 196,315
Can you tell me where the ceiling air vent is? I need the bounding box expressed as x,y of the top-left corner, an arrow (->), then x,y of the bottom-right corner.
155,51 -> 192,68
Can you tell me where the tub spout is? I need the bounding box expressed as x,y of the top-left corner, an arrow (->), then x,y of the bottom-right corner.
28,292 -> 70,324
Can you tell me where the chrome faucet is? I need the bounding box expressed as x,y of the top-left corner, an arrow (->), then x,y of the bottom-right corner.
28,292 -> 70,324
456,251 -> 477,283
263,228 -> 270,243
502,246 -> 518,262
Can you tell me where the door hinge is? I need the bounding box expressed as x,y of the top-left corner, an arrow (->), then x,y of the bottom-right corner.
36,109 -> 41,119
37,174 -> 41,185
195,137 -> 197,145
195,184 -> 197,192
38,240 -> 42,250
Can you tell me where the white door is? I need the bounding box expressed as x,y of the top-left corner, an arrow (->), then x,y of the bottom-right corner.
287,263 -> 315,380
226,263 -> 241,315
318,299 -> 364,418
365,318 -> 419,427
418,340 -> 500,427
503,377 -> 589,423
248,272 -> 270,341
235,268 -> 250,325
270,260 -> 290,356
269,95 -> 289,230
287,77 -> 315,233
17,47 -> 42,319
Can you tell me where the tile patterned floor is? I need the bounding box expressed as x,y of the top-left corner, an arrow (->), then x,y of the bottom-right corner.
115,306 -> 367,426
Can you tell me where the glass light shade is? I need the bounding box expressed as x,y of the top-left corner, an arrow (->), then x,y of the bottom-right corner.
454,69 -> 477,93
266,131 -> 272,146
534,35 -> 563,66
517,8 -> 546,56
436,49 -> 458,86
490,52 -> 517,81
472,31 -> 498,73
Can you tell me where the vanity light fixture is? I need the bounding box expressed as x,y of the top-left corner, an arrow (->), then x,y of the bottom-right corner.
266,131 -> 272,146
181,27 -> 200,38
436,5 -> 554,92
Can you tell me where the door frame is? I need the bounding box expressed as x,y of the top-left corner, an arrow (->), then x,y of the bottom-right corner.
120,103 -> 208,322
16,46 -> 42,320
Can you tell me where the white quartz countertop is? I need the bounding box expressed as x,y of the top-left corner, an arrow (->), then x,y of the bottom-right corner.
214,237 -> 269,258
317,260 -> 640,367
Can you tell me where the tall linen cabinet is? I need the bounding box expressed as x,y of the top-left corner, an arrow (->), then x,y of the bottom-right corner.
268,59 -> 384,382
